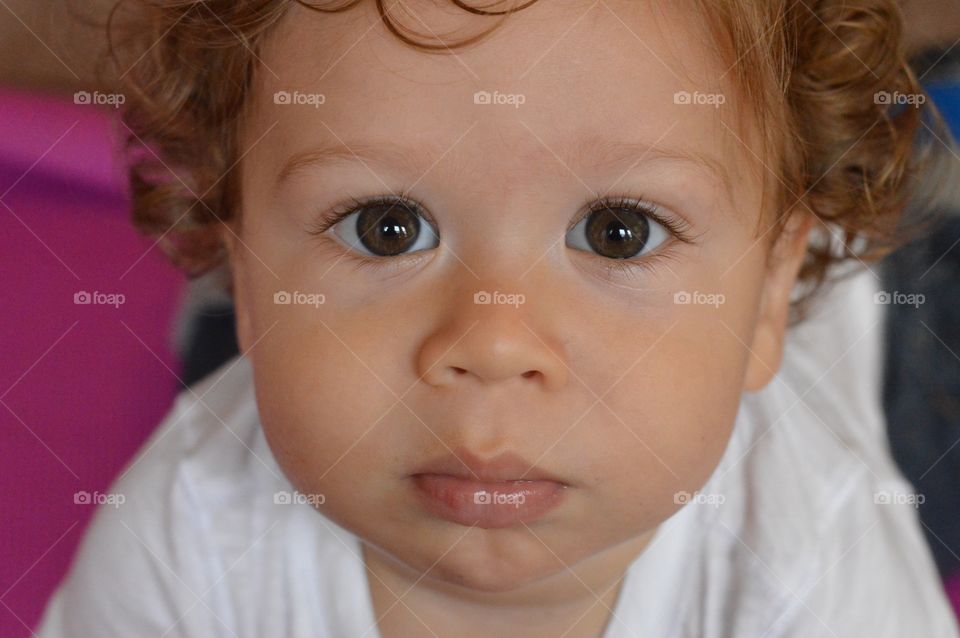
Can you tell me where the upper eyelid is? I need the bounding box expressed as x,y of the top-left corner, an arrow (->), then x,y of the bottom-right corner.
346,193 -> 437,226
309,192 -> 433,235
565,194 -> 658,232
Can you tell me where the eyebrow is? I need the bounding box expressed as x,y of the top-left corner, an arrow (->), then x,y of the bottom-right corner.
277,141 -> 428,184
276,135 -> 734,208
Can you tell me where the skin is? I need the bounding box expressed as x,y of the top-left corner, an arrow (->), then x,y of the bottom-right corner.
222,1 -> 814,636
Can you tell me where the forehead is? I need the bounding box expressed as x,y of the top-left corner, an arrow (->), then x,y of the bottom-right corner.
246,0 -> 761,215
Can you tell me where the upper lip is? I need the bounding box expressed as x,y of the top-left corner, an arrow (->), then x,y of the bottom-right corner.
411,447 -> 568,484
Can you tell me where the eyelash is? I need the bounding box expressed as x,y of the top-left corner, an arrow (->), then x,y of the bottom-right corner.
306,191 -> 700,277
307,188 -> 429,236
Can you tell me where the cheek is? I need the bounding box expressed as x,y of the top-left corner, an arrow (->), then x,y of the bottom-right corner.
247,310 -> 410,506
583,291 -> 758,522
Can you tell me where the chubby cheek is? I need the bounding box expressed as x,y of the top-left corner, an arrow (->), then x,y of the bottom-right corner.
578,289 -> 760,539
246,304 -> 414,530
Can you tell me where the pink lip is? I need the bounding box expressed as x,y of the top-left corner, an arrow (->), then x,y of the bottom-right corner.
410,449 -> 570,528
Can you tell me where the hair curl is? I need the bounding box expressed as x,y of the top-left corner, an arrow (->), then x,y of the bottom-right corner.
104,0 -> 953,321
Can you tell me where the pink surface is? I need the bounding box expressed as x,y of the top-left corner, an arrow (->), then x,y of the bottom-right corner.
0,88 -> 185,637
0,88 -> 127,196
949,573 -> 960,622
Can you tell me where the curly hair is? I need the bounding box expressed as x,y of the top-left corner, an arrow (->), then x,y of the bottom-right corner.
104,0 -> 952,321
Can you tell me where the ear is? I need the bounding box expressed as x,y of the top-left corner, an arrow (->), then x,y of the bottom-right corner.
743,210 -> 815,392
221,224 -> 254,355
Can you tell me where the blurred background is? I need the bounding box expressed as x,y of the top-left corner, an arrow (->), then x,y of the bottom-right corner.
0,1 -> 958,636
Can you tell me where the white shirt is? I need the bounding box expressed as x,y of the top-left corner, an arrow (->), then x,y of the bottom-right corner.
37,268 -> 960,638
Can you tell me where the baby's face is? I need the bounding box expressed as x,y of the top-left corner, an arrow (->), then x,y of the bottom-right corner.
227,0 -> 809,592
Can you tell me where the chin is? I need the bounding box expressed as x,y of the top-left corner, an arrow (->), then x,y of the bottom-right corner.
411,535 -> 568,594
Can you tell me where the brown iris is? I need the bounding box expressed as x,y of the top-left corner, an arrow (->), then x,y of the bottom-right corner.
355,202 -> 422,256
584,206 -> 651,259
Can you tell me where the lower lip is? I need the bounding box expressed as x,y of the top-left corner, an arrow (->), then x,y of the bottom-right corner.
411,474 -> 568,529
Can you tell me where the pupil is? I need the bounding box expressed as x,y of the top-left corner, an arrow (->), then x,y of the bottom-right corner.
607,224 -> 630,242
357,204 -> 420,256
381,218 -> 405,239
586,207 -> 650,259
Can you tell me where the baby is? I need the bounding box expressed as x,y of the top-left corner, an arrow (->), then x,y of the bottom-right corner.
37,0 -> 960,636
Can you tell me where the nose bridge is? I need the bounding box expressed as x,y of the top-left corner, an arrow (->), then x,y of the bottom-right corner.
416,276 -> 568,391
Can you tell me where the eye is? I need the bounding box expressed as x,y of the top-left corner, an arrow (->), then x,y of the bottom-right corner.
566,197 -> 678,260
321,195 -> 439,257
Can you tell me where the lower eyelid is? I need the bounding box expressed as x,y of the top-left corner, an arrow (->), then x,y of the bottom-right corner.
574,241 -> 684,281
312,233 -> 433,272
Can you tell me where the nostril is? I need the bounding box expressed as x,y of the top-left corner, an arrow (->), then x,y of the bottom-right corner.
522,370 -> 539,379
452,367 -> 467,375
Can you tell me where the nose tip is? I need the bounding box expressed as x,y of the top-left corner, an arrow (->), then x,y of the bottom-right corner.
417,319 -> 568,391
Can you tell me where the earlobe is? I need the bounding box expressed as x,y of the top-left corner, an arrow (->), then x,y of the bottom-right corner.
743,211 -> 815,392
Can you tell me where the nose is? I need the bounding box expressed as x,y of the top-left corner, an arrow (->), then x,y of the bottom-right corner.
417,303 -> 569,391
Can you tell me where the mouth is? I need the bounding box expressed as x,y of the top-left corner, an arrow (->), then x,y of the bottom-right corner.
409,448 -> 570,529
